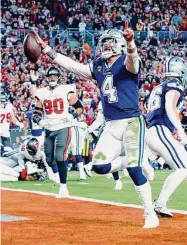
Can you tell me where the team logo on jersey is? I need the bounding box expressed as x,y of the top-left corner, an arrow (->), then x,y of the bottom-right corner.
97,66 -> 101,72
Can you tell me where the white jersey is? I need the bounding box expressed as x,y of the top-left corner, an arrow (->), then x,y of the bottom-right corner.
36,84 -> 75,131
70,119 -> 88,155
19,140 -> 46,163
0,103 -> 13,137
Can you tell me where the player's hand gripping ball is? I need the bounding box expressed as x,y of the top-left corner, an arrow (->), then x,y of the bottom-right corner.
23,33 -> 42,63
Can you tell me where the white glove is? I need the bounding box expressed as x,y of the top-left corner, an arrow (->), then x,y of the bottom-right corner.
178,130 -> 187,146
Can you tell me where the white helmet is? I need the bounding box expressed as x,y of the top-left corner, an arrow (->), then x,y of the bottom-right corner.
164,56 -> 187,87
97,29 -> 126,59
46,66 -> 61,87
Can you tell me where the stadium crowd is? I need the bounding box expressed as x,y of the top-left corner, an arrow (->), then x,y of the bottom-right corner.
1,0 -> 187,129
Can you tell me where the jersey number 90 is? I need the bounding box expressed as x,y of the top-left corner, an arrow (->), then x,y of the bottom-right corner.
43,98 -> 64,115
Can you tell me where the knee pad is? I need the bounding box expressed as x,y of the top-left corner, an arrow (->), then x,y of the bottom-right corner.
92,163 -> 111,175
127,166 -> 147,186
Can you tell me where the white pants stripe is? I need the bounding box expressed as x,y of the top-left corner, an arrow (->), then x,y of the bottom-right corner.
157,125 -> 185,168
146,125 -> 186,169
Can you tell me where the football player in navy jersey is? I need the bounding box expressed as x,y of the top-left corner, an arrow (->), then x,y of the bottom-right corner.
33,22 -> 159,228
146,56 -> 187,217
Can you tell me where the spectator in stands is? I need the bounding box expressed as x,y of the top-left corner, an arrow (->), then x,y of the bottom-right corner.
13,136 -> 22,150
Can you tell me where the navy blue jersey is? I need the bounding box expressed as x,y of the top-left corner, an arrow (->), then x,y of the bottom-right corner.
25,111 -> 43,137
146,78 -> 184,132
91,55 -> 140,121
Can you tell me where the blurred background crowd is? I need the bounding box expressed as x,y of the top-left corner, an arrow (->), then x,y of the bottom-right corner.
1,0 -> 187,133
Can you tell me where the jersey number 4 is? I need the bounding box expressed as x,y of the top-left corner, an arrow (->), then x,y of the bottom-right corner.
101,75 -> 118,103
43,98 -> 64,115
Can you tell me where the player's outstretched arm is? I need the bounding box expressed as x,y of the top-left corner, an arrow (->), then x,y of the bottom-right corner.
123,21 -> 140,74
33,30 -> 92,80
165,90 -> 187,145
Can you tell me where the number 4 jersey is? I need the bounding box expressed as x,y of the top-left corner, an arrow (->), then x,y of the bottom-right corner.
35,84 -> 75,131
91,55 -> 140,121
146,78 -> 184,132
0,103 -> 13,137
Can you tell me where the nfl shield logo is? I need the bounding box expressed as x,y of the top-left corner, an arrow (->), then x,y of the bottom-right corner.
97,66 -> 101,72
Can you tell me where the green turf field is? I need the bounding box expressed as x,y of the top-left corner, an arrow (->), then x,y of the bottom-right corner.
1,170 -> 187,210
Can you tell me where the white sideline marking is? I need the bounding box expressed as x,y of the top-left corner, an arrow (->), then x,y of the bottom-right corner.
1,187 -> 187,215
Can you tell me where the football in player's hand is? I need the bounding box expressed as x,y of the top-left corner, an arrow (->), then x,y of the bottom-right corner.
23,33 -> 42,63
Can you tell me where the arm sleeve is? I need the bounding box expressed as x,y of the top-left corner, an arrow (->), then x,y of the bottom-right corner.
124,40 -> 141,74
54,53 -> 93,79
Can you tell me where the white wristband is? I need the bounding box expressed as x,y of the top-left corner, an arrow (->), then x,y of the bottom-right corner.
43,45 -> 52,54
126,40 -> 136,49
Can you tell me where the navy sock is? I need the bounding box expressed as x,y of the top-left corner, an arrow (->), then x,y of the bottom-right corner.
56,161 -> 68,184
112,171 -> 119,181
51,162 -> 58,173
127,166 -> 147,186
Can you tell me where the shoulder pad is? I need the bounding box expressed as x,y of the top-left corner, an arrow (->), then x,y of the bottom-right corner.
166,79 -> 184,92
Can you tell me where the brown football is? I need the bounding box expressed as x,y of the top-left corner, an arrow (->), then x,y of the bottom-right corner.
23,33 -> 42,63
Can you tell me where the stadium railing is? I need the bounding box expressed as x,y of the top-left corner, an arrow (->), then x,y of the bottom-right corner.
2,29 -> 186,49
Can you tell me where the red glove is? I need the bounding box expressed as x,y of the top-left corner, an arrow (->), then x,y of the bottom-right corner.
20,169 -> 27,180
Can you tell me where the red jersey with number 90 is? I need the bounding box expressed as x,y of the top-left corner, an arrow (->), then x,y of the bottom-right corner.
36,84 -> 75,131
0,103 -> 13,137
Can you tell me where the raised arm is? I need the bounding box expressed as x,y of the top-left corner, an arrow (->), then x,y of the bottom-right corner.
123,21 -> 140,74
33,31 -> 93,80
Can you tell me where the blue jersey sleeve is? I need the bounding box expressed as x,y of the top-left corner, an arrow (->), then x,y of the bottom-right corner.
25,111 -> 32,120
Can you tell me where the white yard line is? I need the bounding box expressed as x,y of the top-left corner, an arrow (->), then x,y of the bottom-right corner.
1,187 -> 187,215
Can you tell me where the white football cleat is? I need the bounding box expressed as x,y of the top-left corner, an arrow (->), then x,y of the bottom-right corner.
55,186 -> 69,198
153,201 -> 173,217
114,179 -> 123,190
84,162 -> 92,177
143,212 -> 159,229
